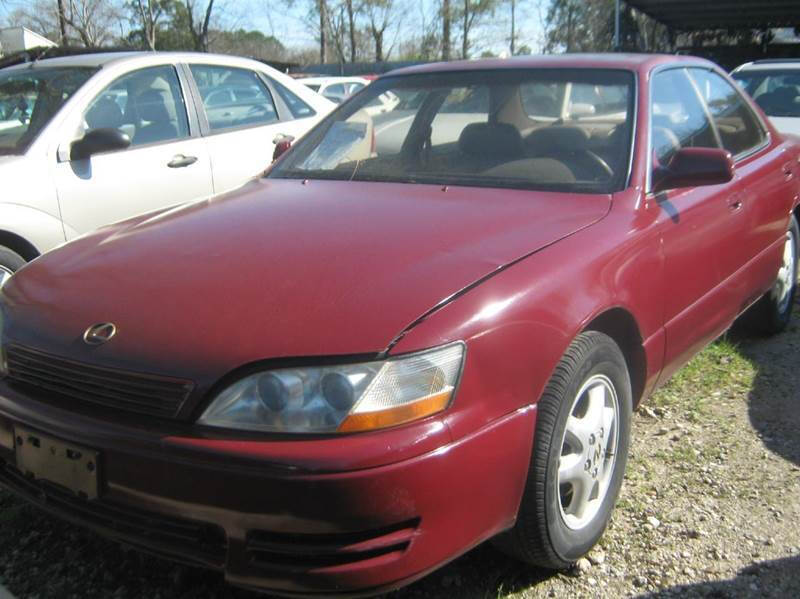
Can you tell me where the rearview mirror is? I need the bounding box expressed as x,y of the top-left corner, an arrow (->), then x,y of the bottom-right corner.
653,147 -> 734,192
71,128 -> 131,161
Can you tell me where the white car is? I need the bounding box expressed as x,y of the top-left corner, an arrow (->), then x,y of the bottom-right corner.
0,51 -> 334,281
300,76 -> 369,104
732,60 -> 800,136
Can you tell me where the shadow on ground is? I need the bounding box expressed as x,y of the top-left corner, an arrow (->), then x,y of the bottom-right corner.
729,301 -> 800,468
636,555 -> 800,598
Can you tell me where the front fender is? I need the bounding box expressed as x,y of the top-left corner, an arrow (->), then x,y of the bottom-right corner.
0,203 -> 71,255
389,191 -> 663,442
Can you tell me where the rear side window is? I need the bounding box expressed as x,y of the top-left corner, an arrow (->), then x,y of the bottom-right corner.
189,64 -> 279,131
689,68 -> 766,157
650,69 -> 718,165
271,79 -> 316,119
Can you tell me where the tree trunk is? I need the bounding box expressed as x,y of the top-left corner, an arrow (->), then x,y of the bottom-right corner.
346,0 -> 356,62
510,0 -> 515,55
200,0 -> 214,51
566,4 -> 573,52
374,30 -> 383,62
442,0 -> 450,60
56,0 -> 67,45
319,0 -> 327,63
462,0 -> 468,59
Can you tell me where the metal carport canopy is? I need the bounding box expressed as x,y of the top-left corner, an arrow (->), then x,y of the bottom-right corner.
624,0 -> 800,30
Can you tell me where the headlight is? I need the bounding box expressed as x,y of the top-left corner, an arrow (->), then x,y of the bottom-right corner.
198,342 -> 465,434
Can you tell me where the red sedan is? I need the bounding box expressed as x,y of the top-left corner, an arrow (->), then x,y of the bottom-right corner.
0,54 -> 798,596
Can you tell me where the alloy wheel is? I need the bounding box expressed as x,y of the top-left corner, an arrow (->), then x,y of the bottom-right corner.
557,374 -> 620,531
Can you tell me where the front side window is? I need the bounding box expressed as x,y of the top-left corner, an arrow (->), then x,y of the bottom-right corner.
732,69 -> 800,118
0,66 -> 97,155
270,69 -> 635,193
82,65 -> 189,148
272,78 -> 315,119
689,68 -> 765,156
190,64 -> 279,131
650,68 -> 718,166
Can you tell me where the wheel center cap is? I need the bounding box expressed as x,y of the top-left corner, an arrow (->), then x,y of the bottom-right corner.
585,427 -> 606,480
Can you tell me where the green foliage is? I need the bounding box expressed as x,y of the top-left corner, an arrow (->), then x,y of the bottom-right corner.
209,29 -> 286,61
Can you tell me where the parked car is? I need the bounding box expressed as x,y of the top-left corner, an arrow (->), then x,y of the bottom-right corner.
0,51 -> 334,283
301,75 -> 369,103
732,59 -> 800,135
0,54 -> 798,596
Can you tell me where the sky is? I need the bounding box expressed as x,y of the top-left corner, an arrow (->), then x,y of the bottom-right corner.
0,0 -> 547,59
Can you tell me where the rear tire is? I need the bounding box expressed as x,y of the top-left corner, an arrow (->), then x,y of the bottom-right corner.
745,214 -> 798,335
0,245 -> 26,287
495,331 -> 632,569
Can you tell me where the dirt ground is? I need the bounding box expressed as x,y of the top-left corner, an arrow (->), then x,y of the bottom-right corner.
1,307 -> 799,599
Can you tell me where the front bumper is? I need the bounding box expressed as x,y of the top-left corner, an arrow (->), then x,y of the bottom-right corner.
0,386 -> 535,597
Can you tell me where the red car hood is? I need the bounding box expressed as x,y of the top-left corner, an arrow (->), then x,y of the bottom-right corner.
3,179 -> 609,382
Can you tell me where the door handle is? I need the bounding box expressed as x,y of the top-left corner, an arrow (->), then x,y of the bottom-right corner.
783,162 -> 794,180
727,194 -> 743,211
167,154 -> 198,168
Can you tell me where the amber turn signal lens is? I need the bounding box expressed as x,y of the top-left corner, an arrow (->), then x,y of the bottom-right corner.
337,389 -> 452,433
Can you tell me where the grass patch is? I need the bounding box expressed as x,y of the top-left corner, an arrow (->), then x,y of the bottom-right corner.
650,338 -> 757,416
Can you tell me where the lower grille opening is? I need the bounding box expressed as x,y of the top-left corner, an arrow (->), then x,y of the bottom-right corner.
245,518 -> 419,570
0,461 -> 227,568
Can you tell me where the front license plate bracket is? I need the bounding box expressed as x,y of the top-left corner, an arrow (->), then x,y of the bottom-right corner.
14,426 -> 99,500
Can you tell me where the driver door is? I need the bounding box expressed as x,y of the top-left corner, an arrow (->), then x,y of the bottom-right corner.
52,64 -> 213,237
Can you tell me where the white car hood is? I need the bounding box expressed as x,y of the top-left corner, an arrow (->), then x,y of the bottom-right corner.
769,117 -> 800,137
0,154 -> 24,167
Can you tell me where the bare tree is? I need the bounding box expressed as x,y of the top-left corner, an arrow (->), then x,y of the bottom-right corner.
345,0 -> 356,62
441,0 -> 450,60
57,0 -> 68,44
460,0 -> 496,59
6,0 -> 122,46
59,0 -> 122,46
184,0 -> 215,51
131,0 -> 166,50
509,0 -> 515,54
318,0 -> 327,62
363,0 -> 393,61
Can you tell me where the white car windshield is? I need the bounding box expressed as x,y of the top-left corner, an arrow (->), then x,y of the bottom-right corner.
270,69 -> 635,193
0,66 -> 97,155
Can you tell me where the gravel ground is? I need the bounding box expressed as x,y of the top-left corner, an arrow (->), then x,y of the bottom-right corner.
1,307 -> 799,598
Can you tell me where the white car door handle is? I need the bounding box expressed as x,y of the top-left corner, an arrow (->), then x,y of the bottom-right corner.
167,154 -> 198,168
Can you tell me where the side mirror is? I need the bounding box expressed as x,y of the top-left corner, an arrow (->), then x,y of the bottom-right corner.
653,147 -> 734,192
71,128 -> 131,161
272,134 -> 295,161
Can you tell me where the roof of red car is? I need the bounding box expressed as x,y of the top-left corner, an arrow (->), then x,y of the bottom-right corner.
385,53 -> 715,77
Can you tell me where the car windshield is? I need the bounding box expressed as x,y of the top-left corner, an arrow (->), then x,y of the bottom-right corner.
0,65 -> 98,155
270,68 -> 635,193
732,69 -> 800,117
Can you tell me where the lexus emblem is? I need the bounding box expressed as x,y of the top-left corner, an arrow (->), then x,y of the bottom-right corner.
83,323 -> 117,346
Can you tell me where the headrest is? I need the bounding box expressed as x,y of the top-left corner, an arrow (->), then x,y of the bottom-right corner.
525,126 -> 589,155
86,97 -> 123,130
458,123 -> 523,158
136,89 -> 171,123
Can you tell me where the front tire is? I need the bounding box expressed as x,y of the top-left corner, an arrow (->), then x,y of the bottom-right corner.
497,331 -> 632,569
0,245 -> 26,287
